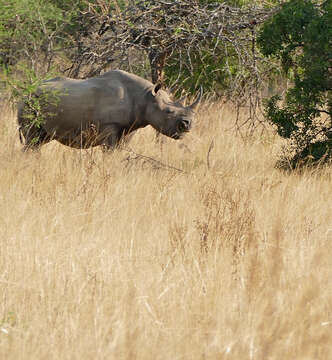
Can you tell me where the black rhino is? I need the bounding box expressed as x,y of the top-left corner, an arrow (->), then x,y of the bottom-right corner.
17,70 -> 202,150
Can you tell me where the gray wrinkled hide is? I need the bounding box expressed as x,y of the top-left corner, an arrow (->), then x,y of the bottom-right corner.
17,70 -> 201,150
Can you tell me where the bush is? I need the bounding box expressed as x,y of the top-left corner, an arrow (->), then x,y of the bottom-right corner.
258,0 -> 332,168
0,0 -> 70,72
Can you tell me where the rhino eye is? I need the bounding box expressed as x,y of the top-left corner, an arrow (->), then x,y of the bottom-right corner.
165,109 -> 174,114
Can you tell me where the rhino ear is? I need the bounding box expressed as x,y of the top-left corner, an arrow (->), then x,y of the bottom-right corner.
152,83 -> 162,96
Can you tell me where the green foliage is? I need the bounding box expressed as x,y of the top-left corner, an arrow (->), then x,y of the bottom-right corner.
0,0 -> 67,67
199,0 -> 253,5
165,46 -> 240,96
0,0 -> 55,145
0,0 -> 72,137
258,0 -> 332,168
5,66 -> 60,131
163,0 -> 276,97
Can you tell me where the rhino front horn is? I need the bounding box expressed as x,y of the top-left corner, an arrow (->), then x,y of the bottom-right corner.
188,86 -> 203,111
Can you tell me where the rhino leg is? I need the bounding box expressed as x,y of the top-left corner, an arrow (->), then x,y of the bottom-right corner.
19,123 -> 50,151
17,102 -> 50,151
101,125 -> 121,150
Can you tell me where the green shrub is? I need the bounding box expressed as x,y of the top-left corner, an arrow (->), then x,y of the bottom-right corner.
258,0 -> 332,168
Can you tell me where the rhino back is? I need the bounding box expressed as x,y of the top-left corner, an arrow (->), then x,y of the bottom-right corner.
39,76 -> 132,136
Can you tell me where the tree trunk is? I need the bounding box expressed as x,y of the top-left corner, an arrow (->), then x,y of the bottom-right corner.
148,48 -> 167,85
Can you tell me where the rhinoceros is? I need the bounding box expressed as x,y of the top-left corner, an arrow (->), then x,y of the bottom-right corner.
17,70 -> 202,150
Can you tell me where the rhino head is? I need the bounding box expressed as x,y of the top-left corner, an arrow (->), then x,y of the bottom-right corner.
145,84 -> 202,139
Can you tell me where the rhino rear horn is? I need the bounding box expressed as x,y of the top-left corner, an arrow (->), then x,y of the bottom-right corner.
187,86 -> 203,111
152,83 -> 162,96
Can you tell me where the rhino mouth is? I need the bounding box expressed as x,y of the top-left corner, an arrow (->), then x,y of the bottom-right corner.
172,133 -> 182,140
171,130 -> 189,140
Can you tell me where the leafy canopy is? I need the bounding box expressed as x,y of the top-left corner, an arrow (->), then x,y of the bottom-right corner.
258,0 -> 332,167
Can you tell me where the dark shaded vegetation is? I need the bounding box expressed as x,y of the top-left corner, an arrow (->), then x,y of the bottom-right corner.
258,0 -> 332,168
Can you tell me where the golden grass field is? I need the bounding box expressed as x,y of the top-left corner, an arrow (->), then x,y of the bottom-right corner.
1,101 -> 332,359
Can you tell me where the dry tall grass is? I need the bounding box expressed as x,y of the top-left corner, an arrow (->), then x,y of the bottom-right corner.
1,101 -> 332,359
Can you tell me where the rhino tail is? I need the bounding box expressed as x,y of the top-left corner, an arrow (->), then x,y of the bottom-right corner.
17,103 -> 26,145
18,126 -> 24,144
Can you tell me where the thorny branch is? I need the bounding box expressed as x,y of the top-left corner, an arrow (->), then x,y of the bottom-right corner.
120,147 -> 187,173
69,1 -> 274,77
